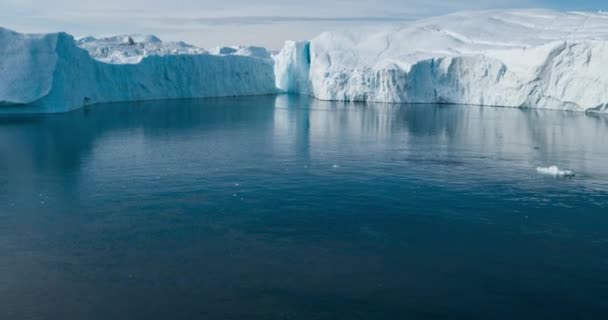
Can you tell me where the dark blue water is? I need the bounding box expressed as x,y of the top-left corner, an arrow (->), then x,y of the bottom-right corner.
1,95 -> 608,319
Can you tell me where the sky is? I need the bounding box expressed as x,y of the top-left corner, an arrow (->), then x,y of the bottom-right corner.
0,0 -> 606,48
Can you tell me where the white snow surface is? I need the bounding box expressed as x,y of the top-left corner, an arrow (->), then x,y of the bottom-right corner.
209,45 -> 273,61
76,35 -> 207,64
536,166 -> 575,177
275,9 -> 608,112
2,9 -> 608,113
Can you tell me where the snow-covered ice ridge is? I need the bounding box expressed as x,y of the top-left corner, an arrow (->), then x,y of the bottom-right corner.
76,35 -> 207,64
277,9 -> 608,112
2,9 -> 608,113
0,28 -> 276,113
76,35 -> 273,64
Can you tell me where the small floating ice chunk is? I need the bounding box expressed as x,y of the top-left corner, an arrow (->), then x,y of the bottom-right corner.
332,164 -> 340,168
536,166 -> 575,177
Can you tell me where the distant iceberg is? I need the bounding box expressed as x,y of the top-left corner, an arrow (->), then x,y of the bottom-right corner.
2,9 -> 608,113
536,166 -> 575,177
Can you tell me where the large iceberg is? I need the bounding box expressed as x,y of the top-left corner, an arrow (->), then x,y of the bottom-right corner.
2,9 -> 608,113
276,9 -> 608,112
0,28 -> 277,113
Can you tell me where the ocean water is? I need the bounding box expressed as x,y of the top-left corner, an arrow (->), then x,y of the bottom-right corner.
1,95 -> 607,319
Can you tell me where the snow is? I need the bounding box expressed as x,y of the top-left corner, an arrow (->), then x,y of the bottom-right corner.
2,9 -> 608,113
536,166 -> 575,177
76,35 -> 206,64
209,45 -> 273,61
274,9 -> 608,112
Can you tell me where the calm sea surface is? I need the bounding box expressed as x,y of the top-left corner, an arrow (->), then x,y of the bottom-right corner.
1,95 -> 608,319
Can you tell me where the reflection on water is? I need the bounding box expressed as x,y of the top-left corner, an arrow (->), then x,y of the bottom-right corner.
1,95 -> 608,319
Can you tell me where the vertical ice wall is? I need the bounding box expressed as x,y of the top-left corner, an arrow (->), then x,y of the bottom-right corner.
273,40 -> 311,94
0,28 -> 58,105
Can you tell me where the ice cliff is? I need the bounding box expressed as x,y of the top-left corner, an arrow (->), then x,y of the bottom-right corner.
0,28 -> 276,113
2,9 -> 608,113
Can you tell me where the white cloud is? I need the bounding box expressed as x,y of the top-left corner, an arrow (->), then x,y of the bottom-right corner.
2,0 -> 542,17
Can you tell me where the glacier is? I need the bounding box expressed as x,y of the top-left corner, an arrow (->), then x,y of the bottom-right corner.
2,9 -> 608,113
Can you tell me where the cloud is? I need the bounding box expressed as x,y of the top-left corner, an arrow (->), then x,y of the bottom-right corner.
1,0 -> 540,17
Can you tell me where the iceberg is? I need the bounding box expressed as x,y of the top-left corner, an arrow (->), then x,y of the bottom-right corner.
536,166 -> 575,177
0,28 -> 277,113
276,9 -> 608,112
2,9 -> 608,113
